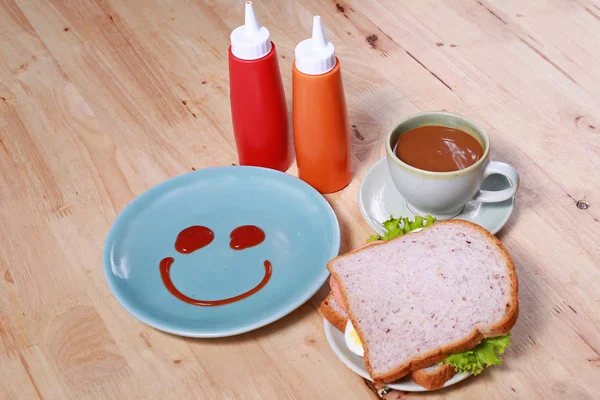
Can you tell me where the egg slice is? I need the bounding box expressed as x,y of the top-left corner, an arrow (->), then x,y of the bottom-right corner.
344,320 -> 365,357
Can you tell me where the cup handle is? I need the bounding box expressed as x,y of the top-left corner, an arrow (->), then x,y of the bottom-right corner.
473,161 -> 520,203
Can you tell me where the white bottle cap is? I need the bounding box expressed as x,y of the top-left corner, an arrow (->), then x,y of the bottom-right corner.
294,16 -> 336,75
230,1 -> 272,60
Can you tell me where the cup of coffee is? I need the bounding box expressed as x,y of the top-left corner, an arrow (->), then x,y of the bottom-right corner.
386,111 -> 519,220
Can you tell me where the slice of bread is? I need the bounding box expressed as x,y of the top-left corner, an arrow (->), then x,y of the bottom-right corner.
327,220 -> 519,384
409,364 -> 456,390
319,293 -> 456,389
320,292 -> 348,332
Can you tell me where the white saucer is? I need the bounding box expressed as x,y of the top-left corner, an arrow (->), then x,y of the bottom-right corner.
359,158 -> 514,235
323,319 -> 472,392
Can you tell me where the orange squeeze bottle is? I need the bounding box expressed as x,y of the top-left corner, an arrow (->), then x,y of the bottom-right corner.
292,16 -> 351,194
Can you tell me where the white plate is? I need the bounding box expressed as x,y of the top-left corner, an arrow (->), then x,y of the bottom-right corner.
323,318 -> 472,392
358,158 -> 514,236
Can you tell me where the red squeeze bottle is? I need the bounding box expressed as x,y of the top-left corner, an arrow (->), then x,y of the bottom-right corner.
228,1 -> 291,171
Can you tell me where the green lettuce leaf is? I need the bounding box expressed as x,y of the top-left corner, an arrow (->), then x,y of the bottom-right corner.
366,214 -> 437,242
442,333 -> 511,375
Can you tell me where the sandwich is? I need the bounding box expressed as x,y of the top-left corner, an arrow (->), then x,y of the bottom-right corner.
320,216 -> 518,389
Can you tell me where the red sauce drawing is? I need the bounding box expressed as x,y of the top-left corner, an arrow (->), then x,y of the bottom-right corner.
174,225 -> 214,253
160,258 -> 272,307
229,225 -> 266,250
160,225 -> 271,307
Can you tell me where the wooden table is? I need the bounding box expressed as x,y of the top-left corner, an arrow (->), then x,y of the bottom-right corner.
1,0 -> 599,398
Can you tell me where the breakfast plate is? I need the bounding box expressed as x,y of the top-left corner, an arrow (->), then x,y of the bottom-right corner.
359,158 -> 514,235
323,319 -> 472,391
103,166 -> 340,338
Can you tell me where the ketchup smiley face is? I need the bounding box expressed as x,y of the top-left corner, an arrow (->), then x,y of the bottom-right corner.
159,225 -> 271,306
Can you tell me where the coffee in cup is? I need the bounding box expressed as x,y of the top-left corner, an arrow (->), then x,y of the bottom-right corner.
394,125 -> 484,172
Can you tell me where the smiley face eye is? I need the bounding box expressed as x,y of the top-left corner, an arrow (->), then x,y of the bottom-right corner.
229,225 -> 265,250
174,226 -> 214,254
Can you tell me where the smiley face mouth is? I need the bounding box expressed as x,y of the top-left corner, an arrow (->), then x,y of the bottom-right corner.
159,257 -> 273,307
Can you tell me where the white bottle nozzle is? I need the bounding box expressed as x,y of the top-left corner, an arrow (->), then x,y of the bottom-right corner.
295,15 -> 336,75
311,16 -> 327,49
231,1 -> 272,60
244,1 -> 261,35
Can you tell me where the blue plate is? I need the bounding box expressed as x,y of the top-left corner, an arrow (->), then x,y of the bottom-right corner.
103,166 -> 340,338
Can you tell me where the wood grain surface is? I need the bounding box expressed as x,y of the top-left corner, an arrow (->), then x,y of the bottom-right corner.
1,0 -> 599,399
